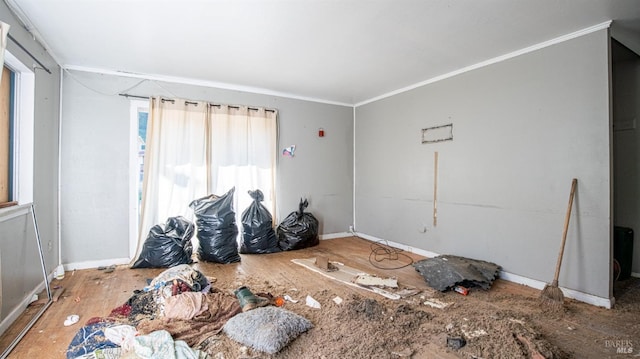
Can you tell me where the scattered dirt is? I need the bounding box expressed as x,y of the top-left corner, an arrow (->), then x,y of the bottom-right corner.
52,254 -> 639,359
188,275 -> 640,359
8,233 -> 630,359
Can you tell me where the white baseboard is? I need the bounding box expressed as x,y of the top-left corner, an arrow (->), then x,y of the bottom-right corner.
63,257 -> 131,271
353,232 -> 613,309
631,272 -> 640,278
0,278 -> 48,336
354,232 -> 440,258
320,232 -> 351,240
498,271 -> 612,309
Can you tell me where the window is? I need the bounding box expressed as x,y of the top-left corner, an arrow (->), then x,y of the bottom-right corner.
129,99 -> 148,258
0,51 -> 34,209
137,109 -> 148,206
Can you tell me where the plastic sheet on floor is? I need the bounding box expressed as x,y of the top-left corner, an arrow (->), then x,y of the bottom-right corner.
413,255 -> 501,291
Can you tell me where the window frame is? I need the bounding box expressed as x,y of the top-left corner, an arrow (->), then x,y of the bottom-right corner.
129,99 -> 148,259
0,50 -> 35,211
1,65 -> 15,207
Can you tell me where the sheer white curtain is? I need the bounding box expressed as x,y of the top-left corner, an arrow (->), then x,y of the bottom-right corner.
136,98 -> 208,260
209,105 -> 278,225
135,99 -> 278,260
0,22 -> 9,80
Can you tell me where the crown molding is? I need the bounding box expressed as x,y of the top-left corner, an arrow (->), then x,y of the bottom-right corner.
63,65 -> 353,107
356,21 -> 613,107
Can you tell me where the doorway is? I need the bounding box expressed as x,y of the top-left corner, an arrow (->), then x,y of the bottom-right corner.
611,37 -> 640,302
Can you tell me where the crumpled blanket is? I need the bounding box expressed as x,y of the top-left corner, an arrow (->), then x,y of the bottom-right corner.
145,264 -> 208,293
164,292 -> 209,320
104,324 -> 138,352
136,291 -> 241,348
141,265 -> 210,318
129,330 -> 207,359
71,347 -> 122,359
66,321 -> 120,359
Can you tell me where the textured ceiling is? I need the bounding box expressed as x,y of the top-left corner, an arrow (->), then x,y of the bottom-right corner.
6,0 -> 640,105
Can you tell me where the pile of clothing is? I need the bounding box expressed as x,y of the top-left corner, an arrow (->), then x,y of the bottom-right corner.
67,265 -> 243,359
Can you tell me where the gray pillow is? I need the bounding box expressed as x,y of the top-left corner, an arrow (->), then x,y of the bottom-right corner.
222,306 -> 313,354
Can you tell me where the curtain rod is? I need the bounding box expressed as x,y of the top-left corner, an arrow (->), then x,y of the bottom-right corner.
7,33 -> 52,74
119,93 -> 276,113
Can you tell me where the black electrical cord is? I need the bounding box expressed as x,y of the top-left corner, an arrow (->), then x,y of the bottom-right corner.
368,239 -> 414,270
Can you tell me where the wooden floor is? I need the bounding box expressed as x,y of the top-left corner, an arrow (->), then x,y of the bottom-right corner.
0,236 -> 633,358
0,236 -> 433,358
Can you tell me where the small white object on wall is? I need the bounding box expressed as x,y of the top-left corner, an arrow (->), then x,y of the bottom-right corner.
283,145 -> 296,157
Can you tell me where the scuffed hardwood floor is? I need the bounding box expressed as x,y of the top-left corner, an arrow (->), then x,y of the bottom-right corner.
1,236 -> 431,358
0,236 -> 636,358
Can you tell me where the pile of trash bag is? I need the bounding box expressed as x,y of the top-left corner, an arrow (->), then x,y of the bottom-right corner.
132,216 -> 195,269
190,187 -> 241,263
277,198 -> 319,251
240,189 -> 280,254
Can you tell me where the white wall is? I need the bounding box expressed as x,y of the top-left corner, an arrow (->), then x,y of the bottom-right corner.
60,70 -> 353,266
0,3 -> 60,333
355,29 -> 612,300
55,18 -> 620,305
0,4 -> 60,281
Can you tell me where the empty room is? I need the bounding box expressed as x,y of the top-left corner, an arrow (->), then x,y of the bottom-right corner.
0,1 -> 639,358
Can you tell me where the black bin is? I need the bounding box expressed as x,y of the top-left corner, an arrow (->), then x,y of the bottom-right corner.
614,226 -> 634,280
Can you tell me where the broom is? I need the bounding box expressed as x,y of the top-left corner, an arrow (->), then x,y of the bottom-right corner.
540,178 -> 577,308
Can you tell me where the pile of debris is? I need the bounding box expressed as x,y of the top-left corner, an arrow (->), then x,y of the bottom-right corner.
413,255 -> 501,292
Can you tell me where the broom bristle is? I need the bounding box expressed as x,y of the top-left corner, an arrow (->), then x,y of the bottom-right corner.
539,283 -> 564,307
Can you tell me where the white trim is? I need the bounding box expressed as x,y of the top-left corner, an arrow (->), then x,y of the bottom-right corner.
631,272 -> 640,278
356,232 -> 613,308
499,271 -> 612,309
0,274 -> 49,336
129,100 -> 148,260
352,106 -> 357,232
355,21 -> 613,107
0,203 -> 30,223
4,50 -> 35,205
57,21 -> 610,110
354,232 -> 441,258
63,65 -> 353,108
62,257 -> 131,271
320,232 -> 351,240
58,62 -> 63,269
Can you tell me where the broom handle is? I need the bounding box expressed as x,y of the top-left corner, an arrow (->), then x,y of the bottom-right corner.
552,178 -> 578,286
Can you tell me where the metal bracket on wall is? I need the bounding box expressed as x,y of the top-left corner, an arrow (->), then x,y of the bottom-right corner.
6,33 -> 52,74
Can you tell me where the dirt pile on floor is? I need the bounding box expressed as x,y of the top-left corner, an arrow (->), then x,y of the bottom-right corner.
198,281 -> 567,359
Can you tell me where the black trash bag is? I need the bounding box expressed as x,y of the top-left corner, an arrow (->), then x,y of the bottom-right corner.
240,189 -> 280,254
276,198 -> 319,251
189,187 -> 241,263
132,216 -> 195,269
